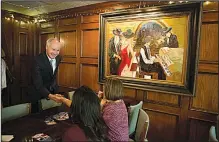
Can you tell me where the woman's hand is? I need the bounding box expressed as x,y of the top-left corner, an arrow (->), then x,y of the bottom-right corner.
97,91 -> 104,99
100,98 -> 107,109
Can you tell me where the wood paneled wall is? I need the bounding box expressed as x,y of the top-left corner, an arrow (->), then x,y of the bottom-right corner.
1,12 -> 34,106
2,1 -> 218,142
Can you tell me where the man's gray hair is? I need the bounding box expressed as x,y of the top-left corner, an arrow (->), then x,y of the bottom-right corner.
46,38 -> 59,48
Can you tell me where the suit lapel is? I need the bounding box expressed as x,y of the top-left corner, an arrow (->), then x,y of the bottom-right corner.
53,55 -> 61,75
42,52 -> 53,76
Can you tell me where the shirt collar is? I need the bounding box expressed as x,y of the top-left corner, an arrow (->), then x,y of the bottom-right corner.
46,54 -> 55,61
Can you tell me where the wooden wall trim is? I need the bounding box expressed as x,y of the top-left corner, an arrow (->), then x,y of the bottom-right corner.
145,100 -> 180,108
79,58 -> 98,65
18,32 -> 28,55
58,26 -> 77,32
198,62 -> 218,74
58,18 -> 77,26
61,57 -> 77,63
202,11 -> 218,23
188,111 -> 217,123
143,102 -> 180,116
189,107 -> 218,115
81,15 -> 99,24
144,92 -> 181,107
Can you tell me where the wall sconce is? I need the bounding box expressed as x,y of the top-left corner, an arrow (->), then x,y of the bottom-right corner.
38,19 -> 46,22
204,1 -> 210,5
10,14 -> 14,19
168,1 -> 174,4
34,18 -> 38,23
20,21 -> 26,24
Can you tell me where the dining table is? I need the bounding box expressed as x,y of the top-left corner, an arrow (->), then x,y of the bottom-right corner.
2,106 -> 72,142
2,95 -> 139,142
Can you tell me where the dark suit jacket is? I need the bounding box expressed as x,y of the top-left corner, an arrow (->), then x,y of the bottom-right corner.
28,51 -> 62,102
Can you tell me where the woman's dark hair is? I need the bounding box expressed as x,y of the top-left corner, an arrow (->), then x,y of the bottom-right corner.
71,86 -> 109,141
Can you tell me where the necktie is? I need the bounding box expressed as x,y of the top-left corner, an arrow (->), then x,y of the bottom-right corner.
50,59 -> 56,73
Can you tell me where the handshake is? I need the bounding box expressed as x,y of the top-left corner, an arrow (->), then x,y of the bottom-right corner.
48,94 -> 72,107
48,94 -> 65,103
48,91 -> 105,107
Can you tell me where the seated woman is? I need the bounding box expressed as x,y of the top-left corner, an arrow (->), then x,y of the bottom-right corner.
99,77 -> 129,141
62,86 -> 109,142
60,78 -> 128,141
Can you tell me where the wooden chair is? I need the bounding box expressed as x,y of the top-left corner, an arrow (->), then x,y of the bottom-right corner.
129,109 -> 149,142
2,103 -> 31,123
128,101 -> 143,136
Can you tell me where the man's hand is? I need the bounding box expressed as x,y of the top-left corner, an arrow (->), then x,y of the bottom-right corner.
59,96 -> 72,108
48,94 -> 63,103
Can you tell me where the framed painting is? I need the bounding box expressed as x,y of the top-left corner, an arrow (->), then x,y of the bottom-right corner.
99,2 -> 202,96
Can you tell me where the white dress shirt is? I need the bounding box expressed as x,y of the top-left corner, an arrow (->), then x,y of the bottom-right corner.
47,55 -> 56,74
1,59 -> 7,89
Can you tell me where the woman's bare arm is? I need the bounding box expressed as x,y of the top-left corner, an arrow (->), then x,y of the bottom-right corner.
60,97 -> 72,107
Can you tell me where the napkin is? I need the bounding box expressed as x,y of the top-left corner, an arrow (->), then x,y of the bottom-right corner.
2,135 -> 14,142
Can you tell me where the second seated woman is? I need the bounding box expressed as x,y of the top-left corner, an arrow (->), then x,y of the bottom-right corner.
100,77 -> 129,141
60,79 -> 129,141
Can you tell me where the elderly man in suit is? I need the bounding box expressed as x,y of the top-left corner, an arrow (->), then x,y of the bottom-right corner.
108,28 -> 122,75
28,38 -> 63,113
